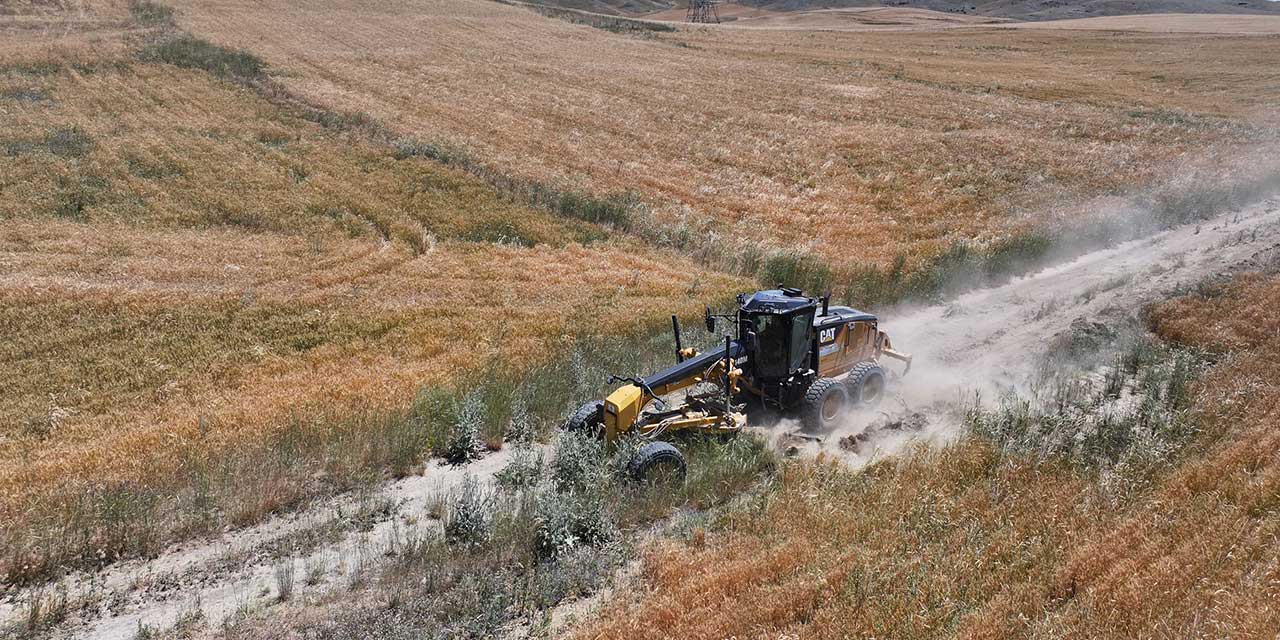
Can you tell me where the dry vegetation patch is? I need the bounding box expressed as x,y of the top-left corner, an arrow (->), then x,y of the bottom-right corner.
0,40 -> 745,582
166,0 -> 1279,278
0,215 -> 740,582
0,61 -> 605,247
579,278 -> 1280,638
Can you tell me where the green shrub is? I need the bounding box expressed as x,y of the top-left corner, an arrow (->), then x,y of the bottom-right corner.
504,1 -> 676,33
303,108 -> 378,133
129,0 -> 175,28
0,87 -> 50,103
390,136 -> 637,229
444,475 -> 491,547
759,250 -> 833,295
44,127 -> 94,158
550,430 -> 606,492
965,334 -> 1208,473
444,393 -> 485,465
495,447 -> 543,491
460,219 -> 537,247
140,36 -> 265,82
524,545 -> 625,609
49,173 -> 105,220
505,394 -> 536,446
534,489 -> 616,558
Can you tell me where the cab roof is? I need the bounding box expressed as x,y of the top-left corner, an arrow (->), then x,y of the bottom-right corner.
816,305 -> 876,327
739,290 -> 877,324
738,289 -> 816,314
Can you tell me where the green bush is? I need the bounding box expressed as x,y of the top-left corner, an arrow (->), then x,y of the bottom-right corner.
444,392 -> 485,465
44,127 -> 94,158
505,394 -> 536,446
759,250 -> 833,296
140,36 -> 265,82
129,0 -> 175,28
550,430 -> 606,492
444,475 -> 491,547
495,447 -> 543,491
0,87 -> 50,103
460,219 -> 537,247
390,136 -> 637,229
533,489 -> 616,558
965,334 -> 1208,473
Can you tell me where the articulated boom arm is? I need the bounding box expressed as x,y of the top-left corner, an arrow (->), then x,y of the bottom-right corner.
603,340 -> 746,440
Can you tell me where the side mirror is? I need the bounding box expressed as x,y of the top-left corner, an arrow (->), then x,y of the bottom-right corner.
744,330 -> 758,353
704,306 -> 716,333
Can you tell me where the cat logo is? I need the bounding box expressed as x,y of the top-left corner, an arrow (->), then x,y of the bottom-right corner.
818,327 -> 837,344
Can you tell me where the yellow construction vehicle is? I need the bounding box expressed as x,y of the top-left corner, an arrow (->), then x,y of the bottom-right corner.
565,287 -> 911,480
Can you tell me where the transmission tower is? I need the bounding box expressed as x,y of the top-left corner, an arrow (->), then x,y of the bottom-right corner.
686,0 -> 720,23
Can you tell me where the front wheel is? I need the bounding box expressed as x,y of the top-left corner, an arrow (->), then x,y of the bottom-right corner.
801,377 -> 848,432
563,400 -> 604,438
627,441 -> 687,483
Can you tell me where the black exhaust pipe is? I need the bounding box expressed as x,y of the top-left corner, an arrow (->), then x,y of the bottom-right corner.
672,315 -> 684,363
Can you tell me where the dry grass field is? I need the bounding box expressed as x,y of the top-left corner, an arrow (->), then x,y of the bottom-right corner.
3,1 -> 1280,636
0,11 -> 743,583
1002,13 -> 1280,34
580,273 -> 1280,639
641,5 -> 1009,27
167,0 -> 1280,279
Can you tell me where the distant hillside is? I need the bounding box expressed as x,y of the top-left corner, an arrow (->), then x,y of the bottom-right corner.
528,0 -> 1280,20
530,0 -> 674,15
750,0 -> 1280,21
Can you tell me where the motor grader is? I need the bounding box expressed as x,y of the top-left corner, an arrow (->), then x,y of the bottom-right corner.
565,287 -> 911,480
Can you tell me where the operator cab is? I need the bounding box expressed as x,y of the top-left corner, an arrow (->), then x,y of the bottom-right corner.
736,288 -> 819,404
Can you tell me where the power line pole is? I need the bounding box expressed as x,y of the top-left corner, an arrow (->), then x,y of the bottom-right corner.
686,0 -> 720,23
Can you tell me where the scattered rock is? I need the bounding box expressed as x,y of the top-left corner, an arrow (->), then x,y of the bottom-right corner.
1057,317 -> 1117,357
870,411 -> 929,432
777,432 -> 819,456
838,431 -> 870,453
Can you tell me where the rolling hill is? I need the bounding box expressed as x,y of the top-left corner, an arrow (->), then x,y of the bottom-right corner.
528,0 -> 1280,20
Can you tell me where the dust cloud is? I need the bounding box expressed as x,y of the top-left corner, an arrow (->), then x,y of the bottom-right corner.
765,189 -> 1280,467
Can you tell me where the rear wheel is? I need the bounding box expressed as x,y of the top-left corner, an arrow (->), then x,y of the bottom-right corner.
845,362 -> 886,409
563,401 -> 604,438
627,441 -> 687,483
801,377 -> 848,432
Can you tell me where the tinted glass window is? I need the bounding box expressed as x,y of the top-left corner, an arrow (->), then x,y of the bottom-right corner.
753,314 -> 788,377
789,311 -> 813,372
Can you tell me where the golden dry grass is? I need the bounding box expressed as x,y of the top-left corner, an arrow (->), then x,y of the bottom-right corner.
0,32 -> 745,579
578,276 -> 1280,639
1003,13 -> 1280,34
708,6 -> 1010,30
4,0 -> 1278,591
167,0 -> 1279,272
0,61 -> 603,247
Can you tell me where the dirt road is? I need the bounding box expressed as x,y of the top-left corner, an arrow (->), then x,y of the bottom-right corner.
772,197 -> 1280,464
3,197 -> 1277,639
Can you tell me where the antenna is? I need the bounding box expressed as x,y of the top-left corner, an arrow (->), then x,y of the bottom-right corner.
686,0 -> 721,23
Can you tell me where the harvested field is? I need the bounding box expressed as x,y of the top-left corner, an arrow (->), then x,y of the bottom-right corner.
1004,12 -> 1280,34
580,236 -> 1280,640
168,0 -> 1280,277
0,37 -> 743,583
713,6 -> 1010,29
3,1 -> 1280,636
0,62 -> 603,245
